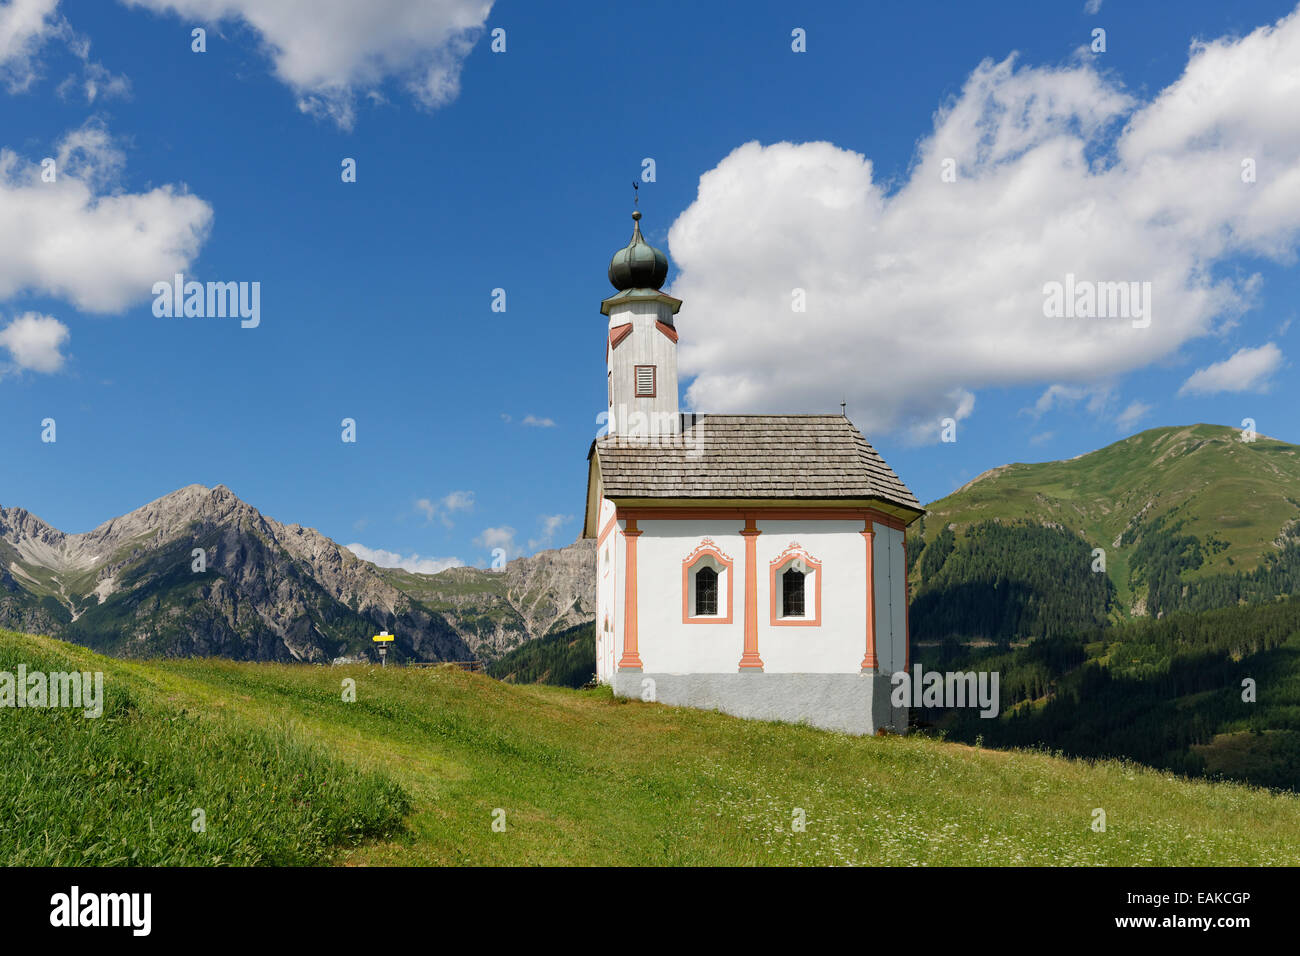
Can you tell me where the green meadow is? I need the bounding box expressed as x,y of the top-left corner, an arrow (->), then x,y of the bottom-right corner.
3,628 -> 1299,866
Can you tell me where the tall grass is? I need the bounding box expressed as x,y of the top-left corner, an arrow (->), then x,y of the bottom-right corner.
0,633 -> 409,865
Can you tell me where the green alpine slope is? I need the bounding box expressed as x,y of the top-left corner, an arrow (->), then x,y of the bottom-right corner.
913,424 -> 1300,631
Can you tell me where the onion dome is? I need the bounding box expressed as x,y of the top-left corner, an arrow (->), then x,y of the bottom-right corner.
608,210 -> 669,291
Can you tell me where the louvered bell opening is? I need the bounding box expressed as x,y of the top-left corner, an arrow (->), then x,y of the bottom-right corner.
635,365 -> 656,397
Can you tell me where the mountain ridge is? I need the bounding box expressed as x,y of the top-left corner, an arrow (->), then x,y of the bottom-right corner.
0,483 -> 593,664
913,422 -> 1300,631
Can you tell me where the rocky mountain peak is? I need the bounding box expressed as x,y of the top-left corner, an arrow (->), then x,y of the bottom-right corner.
68,484 -> 261,566
0,507 -> 67,569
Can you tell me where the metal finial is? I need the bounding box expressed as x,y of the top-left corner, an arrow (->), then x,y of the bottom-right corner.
840,401 -> 847,417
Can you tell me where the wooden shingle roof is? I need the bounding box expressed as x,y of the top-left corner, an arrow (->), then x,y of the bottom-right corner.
591,414 -> 921,511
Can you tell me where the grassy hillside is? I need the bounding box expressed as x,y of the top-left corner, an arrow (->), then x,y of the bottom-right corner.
4,629 -> 1300,865
914,424 -> 1300,625
0,630 -> 408,865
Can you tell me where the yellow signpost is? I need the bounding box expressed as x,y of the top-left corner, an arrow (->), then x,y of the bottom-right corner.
372,630 -> 394,666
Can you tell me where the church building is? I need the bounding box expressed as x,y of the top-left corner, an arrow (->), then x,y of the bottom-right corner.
582,210 -> 924,735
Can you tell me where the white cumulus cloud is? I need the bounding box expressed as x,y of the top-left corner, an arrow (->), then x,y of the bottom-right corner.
0,123 -> 212,313
120,0 -> 493,128
1178,343 -> 1283,396
667,7 -> 1300,441
0,311 -> 69,372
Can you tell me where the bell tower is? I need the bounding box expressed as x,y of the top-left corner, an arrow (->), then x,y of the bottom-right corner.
601,209 -> 682,438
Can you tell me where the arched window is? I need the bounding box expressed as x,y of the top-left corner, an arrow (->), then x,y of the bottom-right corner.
695,565 -> 718,616
781,567 -> 805,618
682,539 -> 733,623
770,543 -> 822,626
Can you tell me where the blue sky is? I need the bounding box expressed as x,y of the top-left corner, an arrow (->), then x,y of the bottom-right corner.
1,0 -> 1298,571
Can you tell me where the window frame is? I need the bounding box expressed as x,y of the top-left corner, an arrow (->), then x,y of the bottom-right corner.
770,543 -> 822,626
682,538 -> 734,624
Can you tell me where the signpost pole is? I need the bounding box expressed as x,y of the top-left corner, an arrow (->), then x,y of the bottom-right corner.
372,630 -> 395,667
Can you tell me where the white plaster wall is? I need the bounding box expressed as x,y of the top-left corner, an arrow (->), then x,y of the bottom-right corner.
607,301 -> 679,435
604,513 -> 910,680
633,520 -> 744,674
625,519 -> 876,675
755,521 -> 866,674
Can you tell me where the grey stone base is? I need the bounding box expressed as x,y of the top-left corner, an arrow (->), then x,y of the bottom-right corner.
613,671 -> 907,736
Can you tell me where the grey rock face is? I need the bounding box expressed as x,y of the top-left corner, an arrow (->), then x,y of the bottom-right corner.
401,540 -> 596,659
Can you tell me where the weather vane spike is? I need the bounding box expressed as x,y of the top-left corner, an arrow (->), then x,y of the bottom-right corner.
632,180 -> 639,207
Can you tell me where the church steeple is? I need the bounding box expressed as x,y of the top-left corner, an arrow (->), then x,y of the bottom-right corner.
601,208 -> 682,438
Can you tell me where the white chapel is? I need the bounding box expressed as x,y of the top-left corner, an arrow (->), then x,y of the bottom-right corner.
582,209 -> 924,735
